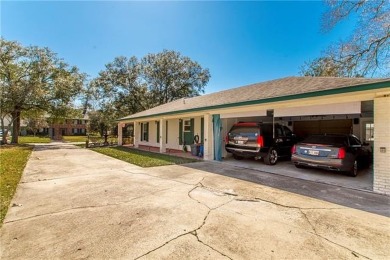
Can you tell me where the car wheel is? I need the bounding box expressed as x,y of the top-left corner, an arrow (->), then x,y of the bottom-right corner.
349,160 -> 358,177
264,148 -> 278,165
233,154 -> 243,160
361,156 -> 370,168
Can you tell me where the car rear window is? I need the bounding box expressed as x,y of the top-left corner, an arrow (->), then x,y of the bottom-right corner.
303,135 -> 347,146
229,126 -> 259,137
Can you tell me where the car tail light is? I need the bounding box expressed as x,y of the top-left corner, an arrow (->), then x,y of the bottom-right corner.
225,134 -> 229,144
291,145 -> 297,154
257,135 -> 264,147
338,147 -> 346,159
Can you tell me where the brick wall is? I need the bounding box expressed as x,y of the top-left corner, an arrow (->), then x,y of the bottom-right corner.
373,96 -> 390,195
50,121 -> 87,140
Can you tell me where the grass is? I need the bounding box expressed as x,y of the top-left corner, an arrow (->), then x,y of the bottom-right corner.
19,136 -> 51,144
63,135 -> 118,144
92,146 -> 198,167
62,135 -> 88,143
0,145 -> 33,226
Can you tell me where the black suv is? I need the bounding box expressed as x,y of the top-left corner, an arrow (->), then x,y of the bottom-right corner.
225,122 -> 296,165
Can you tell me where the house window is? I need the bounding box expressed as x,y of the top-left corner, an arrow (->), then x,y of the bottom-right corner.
141,122 -> 149,142
365,123 -> 374,141
183,119 -> 191,132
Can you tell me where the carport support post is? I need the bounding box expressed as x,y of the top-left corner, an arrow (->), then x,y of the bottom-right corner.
117,122 -> 123,146
373,96 -> 390,195
133,121 -> 139,148
203,114 -> 214,160
159,118 -> 166,153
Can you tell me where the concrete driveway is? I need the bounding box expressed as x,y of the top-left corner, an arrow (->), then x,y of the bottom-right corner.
222,157 -> 373,191
1,143 -> 389,259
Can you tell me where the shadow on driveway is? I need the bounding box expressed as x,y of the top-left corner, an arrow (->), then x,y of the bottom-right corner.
183,161 -> 390,217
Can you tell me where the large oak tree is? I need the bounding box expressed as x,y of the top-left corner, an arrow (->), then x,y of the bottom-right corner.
90,50 -> 210,133
141,50 -> 211,107
0,38 -> 85,143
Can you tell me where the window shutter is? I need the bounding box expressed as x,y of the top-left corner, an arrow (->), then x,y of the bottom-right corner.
145,122 -> 149,142
166,121 -> 168,144
156,121 -> 160,143
140,123 -> 144,141
179,120 -> 183,145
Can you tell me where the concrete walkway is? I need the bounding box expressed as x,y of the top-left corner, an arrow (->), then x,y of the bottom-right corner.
1,143 -> 389,259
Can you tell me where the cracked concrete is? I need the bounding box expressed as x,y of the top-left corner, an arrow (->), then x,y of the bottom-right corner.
1,143 -> 389,259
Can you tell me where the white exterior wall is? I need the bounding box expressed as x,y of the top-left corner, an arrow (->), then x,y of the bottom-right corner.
166,119 -> 180,150
148,121 -> 159,147
194,117 -> 202,141
159,119 -> 166,153
136,120 -> 160,147
135,117 -> 202,151
203,114 -> 214,160
373,96 -> 390,195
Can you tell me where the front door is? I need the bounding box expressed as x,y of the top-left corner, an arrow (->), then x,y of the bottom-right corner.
183,119 -> 194,145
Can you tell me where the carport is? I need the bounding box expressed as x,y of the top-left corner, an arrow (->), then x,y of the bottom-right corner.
220,100 -> 375,192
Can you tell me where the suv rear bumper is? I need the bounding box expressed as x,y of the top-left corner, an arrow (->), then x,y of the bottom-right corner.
225,146 -> 268,158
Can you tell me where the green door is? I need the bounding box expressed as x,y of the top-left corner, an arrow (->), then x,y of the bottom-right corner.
182,118 -> 194,145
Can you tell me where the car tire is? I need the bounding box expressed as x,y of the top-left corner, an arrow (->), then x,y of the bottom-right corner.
233,154 -> 243,160
348,160 -> 358,177
361,156 -> 370,169
264,148 -> 278,165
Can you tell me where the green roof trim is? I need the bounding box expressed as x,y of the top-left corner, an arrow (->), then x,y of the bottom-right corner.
118,80 -> 390,122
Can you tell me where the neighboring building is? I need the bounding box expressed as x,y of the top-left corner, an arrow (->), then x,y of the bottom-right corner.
1,114 -> 88,140
117,76 -> 390,195
47,118 -> 88,140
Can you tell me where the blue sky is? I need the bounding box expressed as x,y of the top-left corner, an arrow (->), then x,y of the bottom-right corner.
1,1 -> 355,94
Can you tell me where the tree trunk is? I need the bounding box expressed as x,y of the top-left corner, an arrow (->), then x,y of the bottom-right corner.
0,117 -> 7,144
11,110 -> 21,144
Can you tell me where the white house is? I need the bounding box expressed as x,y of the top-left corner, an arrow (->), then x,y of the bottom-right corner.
117,76 -> 390,195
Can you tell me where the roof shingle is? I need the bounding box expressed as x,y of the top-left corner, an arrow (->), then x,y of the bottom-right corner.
120,76 -> 390,120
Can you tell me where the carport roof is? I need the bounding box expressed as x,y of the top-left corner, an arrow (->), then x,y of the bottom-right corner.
119,76 -> 390,121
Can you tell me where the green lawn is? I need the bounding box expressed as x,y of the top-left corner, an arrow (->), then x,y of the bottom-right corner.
19,136 -> 51,144
92,146 -> 198,167
0,145 -> 33,226
63,135 -> 118,144
62,135 -> 88,142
